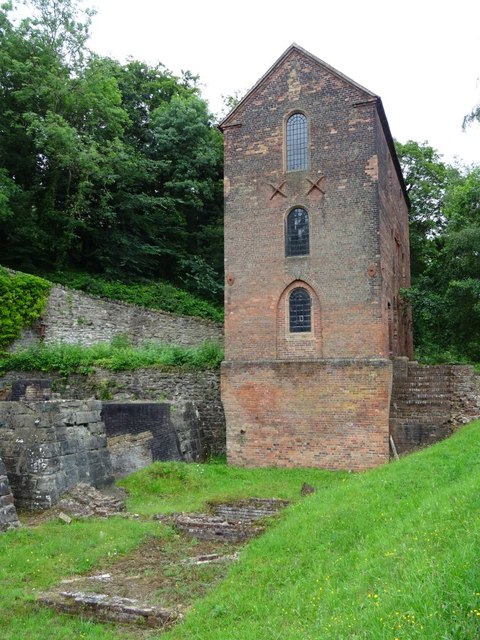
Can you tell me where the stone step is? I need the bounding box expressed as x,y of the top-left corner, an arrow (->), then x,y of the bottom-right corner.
394,383 -> 451,390
156,498 -> 290,543
38,591 -> 180,628
173,514 -> 264,542
211,498 -> 289,522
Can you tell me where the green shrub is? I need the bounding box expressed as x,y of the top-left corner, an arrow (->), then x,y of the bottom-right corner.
43,271 -> 223,322
0,268 -> 51,351
0,340 -> 224,376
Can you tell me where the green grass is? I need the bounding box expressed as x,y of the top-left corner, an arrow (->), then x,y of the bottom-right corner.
0,517 -> 164,640
119,459 -> 344,515
0,339 -> 224,376
2,422 -> 480,639
162,422 -> 480,640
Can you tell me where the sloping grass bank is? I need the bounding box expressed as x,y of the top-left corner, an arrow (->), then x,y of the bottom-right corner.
161,422 -> 480,640
1,422 -> 479,639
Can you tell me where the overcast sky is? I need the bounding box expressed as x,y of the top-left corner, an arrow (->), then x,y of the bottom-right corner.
88,0 -> 480,166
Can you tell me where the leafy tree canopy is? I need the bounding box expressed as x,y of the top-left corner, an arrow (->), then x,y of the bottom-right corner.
396,140 -> 480,361
0,0 -> 223,304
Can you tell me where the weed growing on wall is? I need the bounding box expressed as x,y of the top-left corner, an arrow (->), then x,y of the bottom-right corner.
0,340 -> 224,376
43,271 -> 224,322
0,269 -> 51,351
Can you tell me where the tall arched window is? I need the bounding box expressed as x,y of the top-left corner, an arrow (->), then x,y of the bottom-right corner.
286,113 -> 308,171
286,207 -> 309,256
289,288 -> 311,333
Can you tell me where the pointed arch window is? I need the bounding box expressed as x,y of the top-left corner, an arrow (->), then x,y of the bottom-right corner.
289,288 -> 311,333
286,113 -> 308,171
286,207 -> 309,257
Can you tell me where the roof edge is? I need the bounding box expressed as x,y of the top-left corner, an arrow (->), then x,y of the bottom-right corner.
375,97 -> 410,209
219,43 -> 376,131
218,44 -> 410,209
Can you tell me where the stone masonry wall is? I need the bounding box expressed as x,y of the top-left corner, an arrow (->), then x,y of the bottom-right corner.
0,400 -> 113,510
0,456 -> 20,531
0,369 -> 226,457
12,284 -> 223,350
101,402 -> 184,478
222,358 -> 392,470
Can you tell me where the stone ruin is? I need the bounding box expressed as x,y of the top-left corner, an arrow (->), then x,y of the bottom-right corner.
0,378 -> 210,516
0,398 -> 113,511
37,497 -> 290,629
155,498 -> 290,543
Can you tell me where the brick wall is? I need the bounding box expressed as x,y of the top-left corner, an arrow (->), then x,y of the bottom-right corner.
375,112 -> 413,358
222,48 -> 394,362
390,359 -> 480,453
220,45 -> 410,470
222,358 -> 392,470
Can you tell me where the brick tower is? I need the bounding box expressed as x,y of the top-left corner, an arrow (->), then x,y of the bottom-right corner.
219,44 -> 412,470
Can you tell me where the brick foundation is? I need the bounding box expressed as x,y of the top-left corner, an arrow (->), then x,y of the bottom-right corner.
222,358 -> 392,470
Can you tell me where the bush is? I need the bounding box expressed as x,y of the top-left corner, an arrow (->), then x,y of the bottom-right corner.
0,268 -> 51,351
0,340 -> 224,376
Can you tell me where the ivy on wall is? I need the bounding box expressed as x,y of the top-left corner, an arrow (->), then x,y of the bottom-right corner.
0,268 -> 51,351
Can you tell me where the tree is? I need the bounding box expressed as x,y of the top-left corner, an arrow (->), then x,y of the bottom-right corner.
0,0 -> 127,269
397,141 -> 480,361
0,0 -> 224,303
395,140 -> 460,279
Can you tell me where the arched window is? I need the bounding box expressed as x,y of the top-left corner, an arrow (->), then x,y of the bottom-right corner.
286,113 -> 308,171
289,288 -> 311,333
286,207 -> 309,256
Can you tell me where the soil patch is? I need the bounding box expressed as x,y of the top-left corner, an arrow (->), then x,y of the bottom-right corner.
39,534 -> 239,637
37,497 -> 290,636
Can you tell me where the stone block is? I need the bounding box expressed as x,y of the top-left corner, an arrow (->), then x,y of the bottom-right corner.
0,493 -> 15,507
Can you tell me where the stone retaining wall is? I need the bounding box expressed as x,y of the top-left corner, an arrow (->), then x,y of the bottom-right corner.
0,400 -> 113,510
0,369 -> 226,457
11,283 -> 223,351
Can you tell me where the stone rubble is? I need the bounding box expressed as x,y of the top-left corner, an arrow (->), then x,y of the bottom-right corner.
37,590 -> 180,628
160,497 -> 290,543
56,483 -> 126,519
37,497 -> 289,629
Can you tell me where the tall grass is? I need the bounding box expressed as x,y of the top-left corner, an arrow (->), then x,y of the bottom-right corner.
0,340 -> 224,376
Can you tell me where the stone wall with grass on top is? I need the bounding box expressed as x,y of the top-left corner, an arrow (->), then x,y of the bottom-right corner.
11,284 -> 223,351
